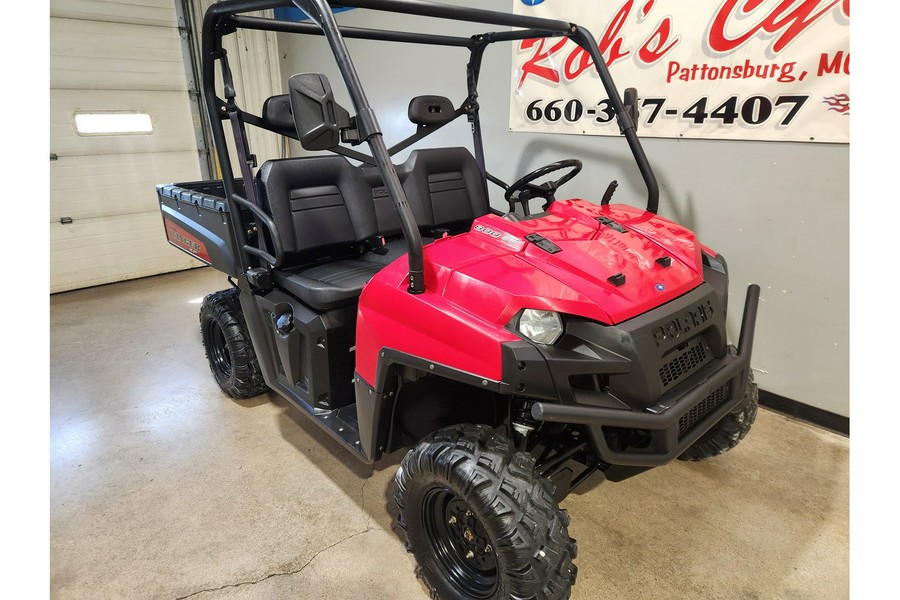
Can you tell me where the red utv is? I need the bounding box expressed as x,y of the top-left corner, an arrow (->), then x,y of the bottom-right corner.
157,1 -> 760,598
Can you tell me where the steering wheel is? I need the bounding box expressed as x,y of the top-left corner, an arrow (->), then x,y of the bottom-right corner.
504,159 -> 583,215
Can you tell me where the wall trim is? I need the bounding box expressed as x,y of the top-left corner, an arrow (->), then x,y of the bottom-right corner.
759,389 -> 849,436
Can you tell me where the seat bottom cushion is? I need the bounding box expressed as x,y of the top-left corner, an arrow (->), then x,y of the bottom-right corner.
273,259 -> 384,311
273,236 -> 438,311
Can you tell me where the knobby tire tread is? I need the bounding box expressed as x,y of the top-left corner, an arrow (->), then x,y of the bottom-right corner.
199,287 -> 268,399
395,424 -> 577,600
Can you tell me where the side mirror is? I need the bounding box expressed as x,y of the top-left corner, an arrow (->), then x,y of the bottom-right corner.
623,87 -> 639,131
288,73 -> 351,150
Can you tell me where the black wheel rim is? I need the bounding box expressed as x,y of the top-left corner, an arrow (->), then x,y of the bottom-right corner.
422,487 -> 498,598
206,320 -> 232,378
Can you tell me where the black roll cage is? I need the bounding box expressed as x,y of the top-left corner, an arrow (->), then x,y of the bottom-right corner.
201,0 -> 660,295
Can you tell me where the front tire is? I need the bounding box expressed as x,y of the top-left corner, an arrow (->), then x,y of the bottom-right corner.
199,287 -> 268,399
395,424 -> 577,600
678,372 -> 758,462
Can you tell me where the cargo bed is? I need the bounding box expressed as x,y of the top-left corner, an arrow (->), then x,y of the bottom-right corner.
157,179 -> 250,276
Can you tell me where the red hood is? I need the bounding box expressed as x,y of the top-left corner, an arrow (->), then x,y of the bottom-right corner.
418,200 -> 703,326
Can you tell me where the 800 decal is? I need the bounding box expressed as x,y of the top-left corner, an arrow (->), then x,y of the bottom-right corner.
524,94 -> 810,128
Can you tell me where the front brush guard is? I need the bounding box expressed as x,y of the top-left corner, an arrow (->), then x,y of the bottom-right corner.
523,285 -> 760,467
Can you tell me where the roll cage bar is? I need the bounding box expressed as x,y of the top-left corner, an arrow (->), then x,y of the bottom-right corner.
201,0 -> 660,295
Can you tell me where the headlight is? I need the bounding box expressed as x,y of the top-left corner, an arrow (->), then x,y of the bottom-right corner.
516,309 -> 564,345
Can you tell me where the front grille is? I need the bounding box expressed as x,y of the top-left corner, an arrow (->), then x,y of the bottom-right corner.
679,384 -> 729,438
659,338 -> 710,389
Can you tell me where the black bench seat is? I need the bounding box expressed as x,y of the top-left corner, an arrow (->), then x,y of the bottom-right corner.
272,259 -> 384,311
257,148 -> 488,312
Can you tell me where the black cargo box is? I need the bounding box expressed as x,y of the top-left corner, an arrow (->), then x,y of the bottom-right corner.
157,179 -> 248,276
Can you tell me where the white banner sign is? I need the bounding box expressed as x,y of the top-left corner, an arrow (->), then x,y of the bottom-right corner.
510,0 -> 849,143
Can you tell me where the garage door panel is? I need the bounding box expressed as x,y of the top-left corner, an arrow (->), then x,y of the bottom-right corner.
50,17 -> 187,91
51,151 -> 201,222
51,89 -> 197,157
50,0 -> 178,27
50,212 -> 203,293
50,0 -> 206,292
52,211 -> 171,253
51,56 -> 187,92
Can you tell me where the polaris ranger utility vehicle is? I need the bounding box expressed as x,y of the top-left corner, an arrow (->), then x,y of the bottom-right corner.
157,1 -> 761,598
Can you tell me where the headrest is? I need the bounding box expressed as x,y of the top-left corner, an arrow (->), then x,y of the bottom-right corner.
261,95 -> 296,137
408,95 -> 456,126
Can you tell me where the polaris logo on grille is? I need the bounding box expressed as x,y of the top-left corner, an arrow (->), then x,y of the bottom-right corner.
651,300 -> 715,347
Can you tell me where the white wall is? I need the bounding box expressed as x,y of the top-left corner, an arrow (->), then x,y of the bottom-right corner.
275,2 -> 849,417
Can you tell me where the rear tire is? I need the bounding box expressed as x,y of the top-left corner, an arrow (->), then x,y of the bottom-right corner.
678,371 -> 758,462
199,287 -> 268,399
395,424 -> 577,600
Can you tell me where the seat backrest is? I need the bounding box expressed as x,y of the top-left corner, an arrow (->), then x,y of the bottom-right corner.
356,164 -> 409,239
257,156 -> 378,261
399,148 -> 489,234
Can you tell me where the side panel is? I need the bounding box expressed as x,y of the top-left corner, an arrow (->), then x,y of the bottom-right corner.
245,289 -> 357,410
158,200 -> 239,275
355,261 -> 520,389
238,287 -> 369,462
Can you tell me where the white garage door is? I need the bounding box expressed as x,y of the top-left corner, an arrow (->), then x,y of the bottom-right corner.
50,0 -> 205,293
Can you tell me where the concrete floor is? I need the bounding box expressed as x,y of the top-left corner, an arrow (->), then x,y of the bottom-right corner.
50,267 -> 849,600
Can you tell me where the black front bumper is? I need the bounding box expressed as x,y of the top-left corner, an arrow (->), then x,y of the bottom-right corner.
502,284 -> 760,468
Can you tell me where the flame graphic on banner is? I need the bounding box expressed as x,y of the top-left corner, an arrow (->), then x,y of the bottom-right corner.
822,94 -> 850,115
